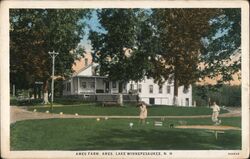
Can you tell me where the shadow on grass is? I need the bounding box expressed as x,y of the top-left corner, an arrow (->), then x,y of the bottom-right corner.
76,128 -> 241,150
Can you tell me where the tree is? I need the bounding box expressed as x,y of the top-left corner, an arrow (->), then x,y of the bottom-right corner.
89,8 -> 239,106
89,9 -> 152,105
201,8 -> 241,83
10,9 -> 89,103
150,9 -> 220,105
90,9 -> 150,80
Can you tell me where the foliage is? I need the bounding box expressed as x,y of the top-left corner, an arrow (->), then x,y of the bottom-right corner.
201,8 -> 241,83
150,9 -> 220,99
193,84 -> 241,107
89,9 -> 152,82
10,9 -> 89,90
89,8 -> 241,104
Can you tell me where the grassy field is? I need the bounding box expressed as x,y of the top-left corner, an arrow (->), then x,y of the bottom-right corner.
10,117 -> 241,150
27,104 -> 228,116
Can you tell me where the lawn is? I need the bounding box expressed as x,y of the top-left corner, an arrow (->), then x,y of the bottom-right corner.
10,117 -> 241,150
27,104 -> 229,116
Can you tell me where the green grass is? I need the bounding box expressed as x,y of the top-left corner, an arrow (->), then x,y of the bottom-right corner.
11,117 -> 241,150
27,104 -> 228,116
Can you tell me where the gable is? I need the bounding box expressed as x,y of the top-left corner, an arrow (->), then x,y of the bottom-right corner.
74,63 -> 100,77
76,65 -> 93,76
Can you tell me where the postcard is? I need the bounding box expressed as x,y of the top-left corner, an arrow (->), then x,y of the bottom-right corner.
1,0 -> 249,158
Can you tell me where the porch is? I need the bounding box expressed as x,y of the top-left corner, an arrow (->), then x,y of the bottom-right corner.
71,76 -> 128,95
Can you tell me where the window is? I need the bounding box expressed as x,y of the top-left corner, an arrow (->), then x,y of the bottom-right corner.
92,66 -> 96,75
138,84 -> 142,93
112,81 -> 117,88
84,58 -> 88,66
90,82 -> 95,89
67,83 -> 71,91
130,84 -> 134,90
63,84 -> 66,90
149,85 -> 153,93
185,98 -> 189,106
81,82 -> 86,88
123,83 -> 126,89
167,86 -> 171,94
183,87 -> 189,94
168,79 -> 172,84
159,85 -> 163,94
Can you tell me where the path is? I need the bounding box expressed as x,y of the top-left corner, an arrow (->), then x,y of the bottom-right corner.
10,106 -> 241,124
175,125 -> 241,131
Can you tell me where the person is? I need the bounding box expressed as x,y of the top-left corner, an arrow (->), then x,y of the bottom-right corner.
211,102 -> 221,125
136,93 -> 140,103
139,101 -> 147,125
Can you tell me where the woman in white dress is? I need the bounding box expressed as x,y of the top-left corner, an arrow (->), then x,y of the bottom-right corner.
139,101 -> 147,125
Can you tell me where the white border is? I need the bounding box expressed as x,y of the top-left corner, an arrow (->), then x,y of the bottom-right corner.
1,0 -> 249,159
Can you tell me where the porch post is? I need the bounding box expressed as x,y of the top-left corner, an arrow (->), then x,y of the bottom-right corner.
94,77 -> 96,94
77,77 -> 80,94
110,81 -> 112,94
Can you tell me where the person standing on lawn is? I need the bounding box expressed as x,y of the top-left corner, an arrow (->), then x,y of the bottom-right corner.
211,101 -> 221,125
139,101 -> 147,125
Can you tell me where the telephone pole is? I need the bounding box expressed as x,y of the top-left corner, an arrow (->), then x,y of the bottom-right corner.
49,51 -> 59,110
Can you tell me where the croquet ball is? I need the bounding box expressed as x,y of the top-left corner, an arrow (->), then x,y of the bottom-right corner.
60,112 -> 63,115
96,118 -> 100,121
46,110 -> 49,113
75,113 -> 78,116
129,122 -> 133,127
33,109 -> 37,112
105,117 -> 108,120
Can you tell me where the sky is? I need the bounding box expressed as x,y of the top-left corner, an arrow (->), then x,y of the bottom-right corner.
80,9 -> 228,53
80,10 -> 103,53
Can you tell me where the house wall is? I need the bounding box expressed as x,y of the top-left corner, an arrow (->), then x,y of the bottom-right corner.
77,66 -> 93,76
96,79 -> 104,90
78,78 -> 95,94
127,78 -> 192,106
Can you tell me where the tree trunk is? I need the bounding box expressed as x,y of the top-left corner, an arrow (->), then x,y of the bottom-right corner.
173,77 -> 179,106
43,80 -> 50,104
34,86 -> 37,99
117,93 -> 123,106
38,85 -> 41,99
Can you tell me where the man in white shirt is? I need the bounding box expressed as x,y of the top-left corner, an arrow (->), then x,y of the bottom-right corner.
211,102 -> 221,125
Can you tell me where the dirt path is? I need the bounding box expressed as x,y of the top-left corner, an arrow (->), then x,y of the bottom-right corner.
10,106 -> 241,124
175,125 -> 241,131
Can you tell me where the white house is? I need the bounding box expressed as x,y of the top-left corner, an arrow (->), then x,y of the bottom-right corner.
127,79 -> 192,106
63,62 -> 192,106
63,63 -> 127,95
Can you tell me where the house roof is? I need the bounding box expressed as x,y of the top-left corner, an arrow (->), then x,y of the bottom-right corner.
73,63 -> 94,77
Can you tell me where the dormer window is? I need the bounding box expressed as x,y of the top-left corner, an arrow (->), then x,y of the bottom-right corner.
183,87 -> 189,94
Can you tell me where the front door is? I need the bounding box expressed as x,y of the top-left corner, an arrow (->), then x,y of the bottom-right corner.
118,82 -> 123,93
149,98 -> 155,105
185,98 -> 189,106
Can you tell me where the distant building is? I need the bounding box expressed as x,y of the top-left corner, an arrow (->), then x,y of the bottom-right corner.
63,54 -> 192,106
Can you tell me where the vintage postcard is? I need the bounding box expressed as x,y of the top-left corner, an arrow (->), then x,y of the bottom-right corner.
1,0 -> 249,158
